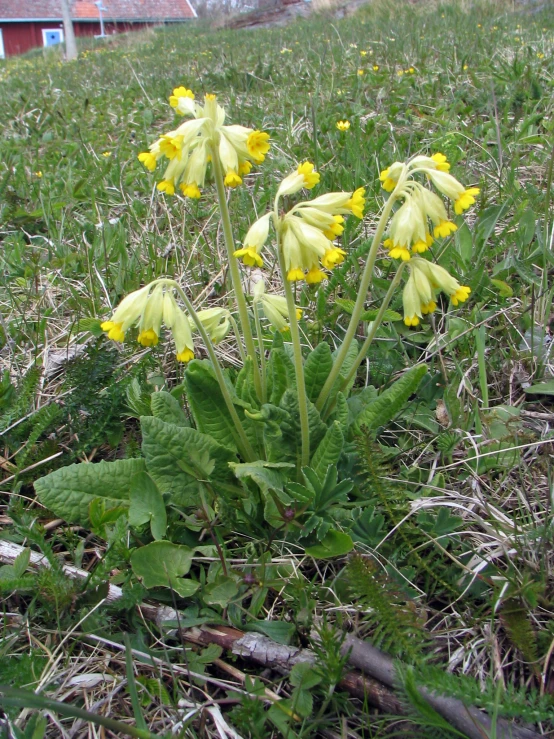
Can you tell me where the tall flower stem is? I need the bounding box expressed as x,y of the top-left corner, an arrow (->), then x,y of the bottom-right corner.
229,315 -> 248,364
253,304 -> 267,404
209,145 -> 263,403
170,281 -> 256,462
323,262 -> 406,419
315,193 -> 398,412
275,231 -> 310,471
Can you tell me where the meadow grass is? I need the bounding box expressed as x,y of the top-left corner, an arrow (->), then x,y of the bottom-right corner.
1,1 -> 554,736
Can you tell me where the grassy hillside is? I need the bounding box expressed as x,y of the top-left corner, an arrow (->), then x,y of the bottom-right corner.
1,2 -> 554,736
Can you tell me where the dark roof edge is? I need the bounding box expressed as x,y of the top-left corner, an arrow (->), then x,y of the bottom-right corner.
0,17 -> 195,23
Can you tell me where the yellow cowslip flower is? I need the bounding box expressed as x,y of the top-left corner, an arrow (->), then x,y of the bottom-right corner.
415,259 -> 471,306
189,307 -> 231,344
373,65 -> 379,71
235,172 -> 363,283
402,266 -> 435,326
402,257 -> 471,326
137,284 -> 164,346
277,162 -> 320,197
252,280 -> 302,332
336,120 -> 351,131
138,91 -> 270,197
379,161 -> 405,192
233,213 -> 271,268
101,284 -> 152,343
384,195 -> 427,261
169,86 -> 195,111
357,69 -> 365,76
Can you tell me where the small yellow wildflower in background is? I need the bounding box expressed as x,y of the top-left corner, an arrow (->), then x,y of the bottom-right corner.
537,53 -> 545,59
357,69 -> 365,76
397,70 -> 404,76
34,171 -> 43,178
360,50 -> 368,56
102,151 -> 111,158
281,48 -> 292,54
373,65 -> 379,71
463,64 -> 469,70
336,120 -> 351,132
408,67 -> 415,74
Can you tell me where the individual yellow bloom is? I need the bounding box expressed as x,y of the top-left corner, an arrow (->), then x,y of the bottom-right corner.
306,268 -> 327,284
321,247 -> 347,269
430,152 -> 450,172
336,120 -> 351,131
408,67 -> 415,73
234,247 -> 263,267
373,65 -> 379,71
357,69 -> 365,77
454,187 -> 480,215
397,70 -> 404,76
169,86 -> 194,110
297,162 -> 320,189
138,152 -> 157,171
190,308 -> 231,344
411,232 -> 434,254
413,258 -> 471,306
102,151 -> 111,157
35,171 -> 43,178
287,268 -> 305,282
224,171 -> 242,188
234,213 -> 271,268
323,215 -> 345,240
463,64 -> 469,70
386,194 -> 427,259
247,130 -> 270,162
346,187 -> 365,218
238,160 -> 252,175
537,53 -> 545,59
159,134 -> 184,160
277,162 -> 320,197
177,349 -> 195,362
137,284 -> 164,346
433,220 -> 458,238
360,50 -> 367,56
253,280 -> 302,332
102,284 -> 152,343
100,320 -> 125,342
157,180 -> 175,195
137,328 -> 159,347
180,183 -> 201,198
379,162 -> 404,192
205,93 -> 217,101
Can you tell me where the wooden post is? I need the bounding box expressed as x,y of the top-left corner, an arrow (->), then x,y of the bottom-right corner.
60,0 -> 78,61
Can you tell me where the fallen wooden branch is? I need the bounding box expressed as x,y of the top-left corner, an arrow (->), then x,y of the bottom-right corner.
0,540 -> 541,738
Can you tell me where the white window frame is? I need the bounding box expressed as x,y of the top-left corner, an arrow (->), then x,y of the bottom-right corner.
42,28 -> 64,47
0,29 -> 5,59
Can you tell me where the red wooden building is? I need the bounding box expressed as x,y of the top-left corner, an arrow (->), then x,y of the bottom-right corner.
0,0 -> 197,58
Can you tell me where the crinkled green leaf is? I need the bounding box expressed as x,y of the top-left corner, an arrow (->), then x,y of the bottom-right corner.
230,460 -> 294,495
355,364 -> 427,432
280,390 -> 327,458
310,421 -> 344,482
34,458 -> 146,526
129,471 -> 167,540
268,347 -> 295,405
304,343 -> 333,402
183,359 -> 240,451
140,416 -> 236,505
150,391 -> 189,427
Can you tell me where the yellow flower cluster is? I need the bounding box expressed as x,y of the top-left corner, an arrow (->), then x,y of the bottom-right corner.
403,258 -> 471,327
252,280 -> 302,332
101,282 -> 230,362
138,88 -> 270,199
233,162 -> 365,284
380,153 -> 479,260
378,152 -> 476,327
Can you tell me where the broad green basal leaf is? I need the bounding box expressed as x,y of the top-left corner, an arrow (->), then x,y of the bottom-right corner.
140,416 -> 236,505
34,458 -> 146,526
305,530 -> 354,559
130,541 -> 198,598
129,471 -> 167,540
